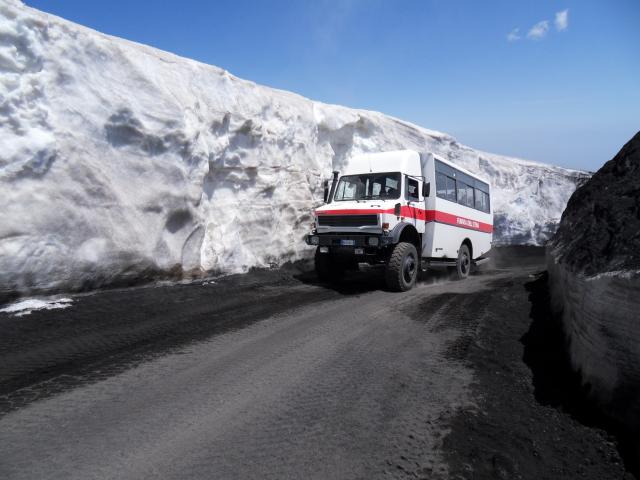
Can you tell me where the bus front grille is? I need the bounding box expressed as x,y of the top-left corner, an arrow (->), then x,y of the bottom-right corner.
317,215 -> 378,227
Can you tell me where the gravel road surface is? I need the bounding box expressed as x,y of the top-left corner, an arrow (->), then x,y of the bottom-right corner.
0,248 -> 635,479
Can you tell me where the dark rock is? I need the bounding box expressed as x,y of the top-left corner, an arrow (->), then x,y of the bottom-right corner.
549,131 -> 640,275
546,131 -> 640,477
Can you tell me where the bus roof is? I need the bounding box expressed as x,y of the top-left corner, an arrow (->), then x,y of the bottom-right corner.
341,150 -> 422,177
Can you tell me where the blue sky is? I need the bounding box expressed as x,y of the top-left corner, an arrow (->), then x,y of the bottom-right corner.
25,0 -> 639,171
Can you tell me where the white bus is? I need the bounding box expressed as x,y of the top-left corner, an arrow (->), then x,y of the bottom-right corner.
305,150 -> 493,291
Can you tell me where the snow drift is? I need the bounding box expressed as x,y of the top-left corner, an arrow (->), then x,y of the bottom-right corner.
1,0 -> 588,296
547,131 -> 640,432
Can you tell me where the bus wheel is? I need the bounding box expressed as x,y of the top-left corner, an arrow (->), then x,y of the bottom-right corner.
385,242 -> 418,292
455,244 -> 471,280
315,248 -> 345,283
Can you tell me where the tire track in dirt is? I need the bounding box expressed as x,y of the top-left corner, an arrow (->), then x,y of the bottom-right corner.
0,271 -> 487,480
4,247 -> 618,479
0,281 -> 338,416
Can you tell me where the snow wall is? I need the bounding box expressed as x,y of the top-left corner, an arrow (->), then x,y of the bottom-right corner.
547,132 -> 640,432
1,0 -> 588,296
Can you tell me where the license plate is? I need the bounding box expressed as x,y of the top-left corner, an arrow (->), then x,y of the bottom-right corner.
354,248 -> 364,255
340,239 -> 355,246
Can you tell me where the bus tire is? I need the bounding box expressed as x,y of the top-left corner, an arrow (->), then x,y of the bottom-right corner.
385,242 -> 418,292
455,244 -> 471,280
315,248 -> 345,282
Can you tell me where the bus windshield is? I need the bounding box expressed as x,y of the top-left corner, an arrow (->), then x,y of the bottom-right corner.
333,172 -> 401,201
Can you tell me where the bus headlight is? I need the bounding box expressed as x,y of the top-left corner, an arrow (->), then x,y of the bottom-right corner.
309,235 -> 319,245
368,237 -> 379,246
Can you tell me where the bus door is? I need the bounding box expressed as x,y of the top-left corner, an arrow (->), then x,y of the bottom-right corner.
404,175 -> 422,228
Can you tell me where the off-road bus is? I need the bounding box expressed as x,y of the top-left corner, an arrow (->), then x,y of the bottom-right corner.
305,150 -> 493,291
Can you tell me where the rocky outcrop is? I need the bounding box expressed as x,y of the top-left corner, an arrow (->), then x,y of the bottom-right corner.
547,131 -> 640,430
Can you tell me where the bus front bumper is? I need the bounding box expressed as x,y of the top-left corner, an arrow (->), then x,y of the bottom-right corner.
305,233 -> 394,252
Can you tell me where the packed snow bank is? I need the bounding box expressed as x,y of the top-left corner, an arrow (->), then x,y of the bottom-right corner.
0,1 -> 587,296
547,132 -> 640,431
0,297 -> 73,316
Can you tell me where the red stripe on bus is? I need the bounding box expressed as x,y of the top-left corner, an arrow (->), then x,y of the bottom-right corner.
315,207 -> 493,233
429,210 -> 493,233
315,208 -> 388,215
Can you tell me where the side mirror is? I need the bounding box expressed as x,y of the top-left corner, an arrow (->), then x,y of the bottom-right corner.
394,202 -> 401,217
323,180 -> 329,203
422,182 -> 431,198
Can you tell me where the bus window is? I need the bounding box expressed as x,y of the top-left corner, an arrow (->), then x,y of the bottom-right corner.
406,177 -> 419,201
465,184 -> 475,208
436,172 -> 448,199
334,172 -> 401,201
457,182 -> 467,206
475,190 -> 490,213
445,176 -> 456,202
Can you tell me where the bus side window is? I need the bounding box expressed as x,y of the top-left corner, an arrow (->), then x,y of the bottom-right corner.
466,184 -> 475,208
436,172 -> 447,199
475,190 -> 490,213
406,177 -> 419,201
457,181 -> 467,206
446,176 -> 456,203
475,189 -> 483,211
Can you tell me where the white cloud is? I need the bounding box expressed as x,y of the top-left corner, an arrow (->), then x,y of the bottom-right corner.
507,28 -> 521,42
555,9 -> 569,31
527,20 -> 549,40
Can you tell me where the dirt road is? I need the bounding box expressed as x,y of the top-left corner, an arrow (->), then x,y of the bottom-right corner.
0,248 -> 634,479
